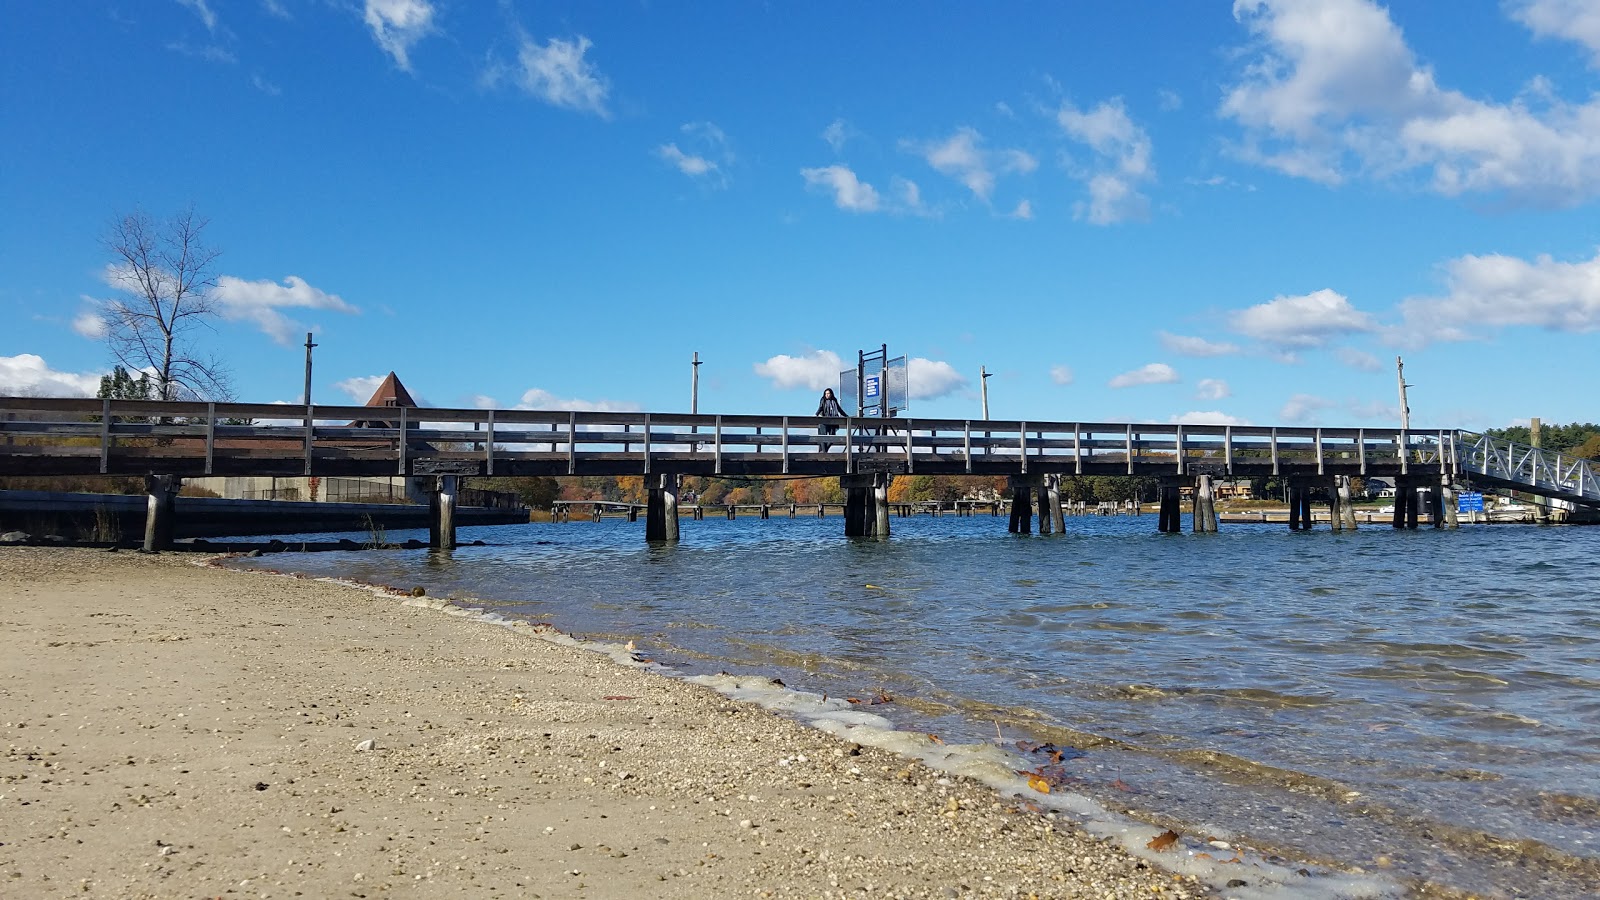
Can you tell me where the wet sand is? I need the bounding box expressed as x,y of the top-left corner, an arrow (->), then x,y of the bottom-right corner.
0,548 -> 1206,899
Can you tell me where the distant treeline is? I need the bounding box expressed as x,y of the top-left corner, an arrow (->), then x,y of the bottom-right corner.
1483,422 -> 1600,458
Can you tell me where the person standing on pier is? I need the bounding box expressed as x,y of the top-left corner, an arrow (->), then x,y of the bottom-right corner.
815,388 -> 846,451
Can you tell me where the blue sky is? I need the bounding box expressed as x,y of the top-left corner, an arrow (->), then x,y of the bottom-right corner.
3,1 -> 1599,431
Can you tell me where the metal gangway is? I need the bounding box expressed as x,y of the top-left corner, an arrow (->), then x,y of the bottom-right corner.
1455,432 -> 1600,508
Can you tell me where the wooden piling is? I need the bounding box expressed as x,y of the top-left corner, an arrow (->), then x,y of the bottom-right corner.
1440,477 -> 1458,529
1192,474 -> 1218,533
429,474 -> 458,550
142,474 -> 179,552
645,473 -> 680,541
1007,476 -> 1033,534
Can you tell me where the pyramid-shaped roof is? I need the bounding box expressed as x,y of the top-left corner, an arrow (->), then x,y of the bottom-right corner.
351,372 -> 419,428
363,372 -> 418,409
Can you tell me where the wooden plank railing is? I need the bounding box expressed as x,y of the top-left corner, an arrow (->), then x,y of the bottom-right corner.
0,396 -> 1462,482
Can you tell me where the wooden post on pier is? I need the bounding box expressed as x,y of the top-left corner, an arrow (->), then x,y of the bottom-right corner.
1157,478 -> 1182,533
1044,474 -> 1065,534
1440,476 -> 1458,529
1192,474 -> 1218,533
645,473 -> 680,542
1334,476 -> 1357,531
429,475 -> 458,550
141,474 -> 180,552
843,473 -> 891,538
1427,483 -> 1445,529
1007,476 -> 1033,534
1287,479 -> 1313,531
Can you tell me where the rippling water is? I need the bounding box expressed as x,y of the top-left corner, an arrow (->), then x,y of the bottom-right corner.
231,514 -> 1600,897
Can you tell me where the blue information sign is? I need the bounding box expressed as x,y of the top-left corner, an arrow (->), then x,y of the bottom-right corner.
864,375 -> 881,399
1458,491 -> 1484,512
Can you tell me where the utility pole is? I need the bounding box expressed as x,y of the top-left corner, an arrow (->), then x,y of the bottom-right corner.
691,351 -> 701,414
1396,356 -> 1411,431
304,332 -> 317,407
980,366 -> 991,419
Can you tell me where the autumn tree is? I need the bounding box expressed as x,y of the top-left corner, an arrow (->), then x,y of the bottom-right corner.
100,207 -> 231,401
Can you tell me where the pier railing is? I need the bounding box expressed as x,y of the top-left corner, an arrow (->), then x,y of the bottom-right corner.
1455,431 -> 1600,505
0,397 -> 1464,482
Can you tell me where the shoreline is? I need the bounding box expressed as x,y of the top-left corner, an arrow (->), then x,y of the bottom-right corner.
2,546 -> 1217,898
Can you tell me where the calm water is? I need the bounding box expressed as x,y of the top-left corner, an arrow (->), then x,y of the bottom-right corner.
232,515 -> 1600,897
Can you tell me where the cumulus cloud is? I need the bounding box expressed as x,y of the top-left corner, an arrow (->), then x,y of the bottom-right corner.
493,34 -> 610,117
1398,248 -> 1600,341
657,122 -> 732,185
72,310 -> 108,339
1279,392 -> 1335,425
1195,378 -> 1231,400
0,354 -> 103,397
822,119 -> 855,153
1278,393 -> 1398,425
1510,0 -> 1600,67
1336,347 -> 1383,371
1007,199 -> 1033,220
364,0 -> 435,71
1159,331 -> 1241,357
513,387 -> 640,412
1229,288 -> 1375,347
1058,98 -> 1154,224
1109,362 -> 1179,388
800,166 -> 881,213
211,275 -> 359,345
754,350 -> 845,391
334,374 -> 387,404
1170,410 -> 1250,426
1049,365 -> 1075,386
1223,0 -> 1600,205
905,358 -> 966,400
906,127 -> 1036,202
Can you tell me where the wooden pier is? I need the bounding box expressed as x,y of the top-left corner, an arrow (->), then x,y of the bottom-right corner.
3,397 -> 1595,547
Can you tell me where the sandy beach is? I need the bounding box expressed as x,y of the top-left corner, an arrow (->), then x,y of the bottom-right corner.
0,547 -> 1209,899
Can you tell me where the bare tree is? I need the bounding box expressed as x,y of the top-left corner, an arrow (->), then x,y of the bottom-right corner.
101,207 -> 231,401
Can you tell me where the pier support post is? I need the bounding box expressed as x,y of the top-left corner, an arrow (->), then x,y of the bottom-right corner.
1192,474 -> 1218,533
1157,478 -> 1182,533
843,473 -> 891,538
645,473 -> 680,542
1335,476 -> 1357,531
1287,479 -> 1314,531
1007,476 -> 1033,534
1427,483 -> 1445,529
1044,473 -> 1065,534
429,475 -> 458,550
141,475 -> 180,552
1440,477 -> 1458,529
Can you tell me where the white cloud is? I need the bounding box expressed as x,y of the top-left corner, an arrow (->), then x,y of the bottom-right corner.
1279,392 -> 1334,425
1195,378 -> 1231,400
800,165 -> 881,213
1398,248 -> 1600,341
754,350 -> 845,391
1170,410 -> 1251,426
1229,288 -> 1375,347
364,0 -> 435,71
1158,89 -> 1183,112
1223,0 -> 1600,205
1007,199 -> 1033,220
1335,347 -> 1383,371
1159,331 -> 1241,357
1109,362 -> 1179,388
905,358 -> 966,400
334,375 -> 387,404
178,0 -> 217,31
822,119 -> 854,153
0,354 -> 103,397
658,144 -> 715,177
1278,393 -> 1397,425
261,1 -> 290,20
907,127 -> 1036,202
657,122 -> 732,185
1058,98 -> 1154,224
1510,0 -> 1600,67
72,310 -> 108,339
509,35 -> 610,117
211,275 -> 359,345
513,387 -> 640,412
1049,365 -> 1075,386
